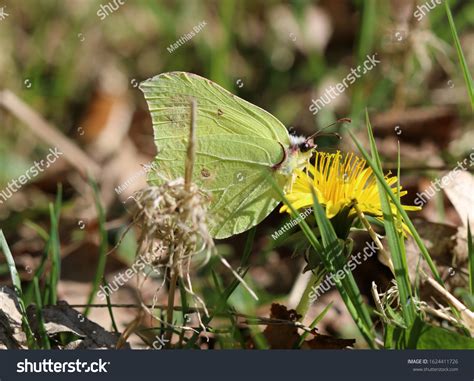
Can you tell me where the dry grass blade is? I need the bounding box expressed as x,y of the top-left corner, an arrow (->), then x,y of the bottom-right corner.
424,276 -> 474,334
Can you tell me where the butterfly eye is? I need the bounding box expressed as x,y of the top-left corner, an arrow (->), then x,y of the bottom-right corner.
299,142 -> 314,152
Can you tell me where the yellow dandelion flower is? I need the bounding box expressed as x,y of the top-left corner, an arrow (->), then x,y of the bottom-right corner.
280,151 -> 419,223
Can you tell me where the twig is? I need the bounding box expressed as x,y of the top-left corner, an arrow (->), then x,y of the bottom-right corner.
68,303 -> 201,310
68,303 -> 313,330
0,90 -> 101,178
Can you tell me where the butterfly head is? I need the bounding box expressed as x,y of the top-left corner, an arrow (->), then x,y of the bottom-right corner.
289,135 -> 317,153
274,120 -> 349,190
298,138 -> 316,153
274,135 -> 315,178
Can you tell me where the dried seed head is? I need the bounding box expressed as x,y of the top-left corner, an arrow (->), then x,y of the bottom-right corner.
132,178 -> 214,276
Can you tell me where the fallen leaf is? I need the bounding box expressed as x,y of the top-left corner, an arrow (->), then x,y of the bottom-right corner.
27,301 -> 126,349
0,286 -> 26,349
262,303 -> 355,349
443,170 -> 474,229
303,334 -> 355,349
0,287 -> 127,349
262,303 -> 301,349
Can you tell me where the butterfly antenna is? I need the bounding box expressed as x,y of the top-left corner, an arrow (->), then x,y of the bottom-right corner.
313,132 -> 342,140
306,118 -> 351,142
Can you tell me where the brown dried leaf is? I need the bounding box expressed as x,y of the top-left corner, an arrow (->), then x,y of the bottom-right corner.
0,287 -> 126,349
0,286 -> 27,349
262,303 -> 356,349
262,303 -> 301,349
303,334 -> 355,349
27,301 -> 126,349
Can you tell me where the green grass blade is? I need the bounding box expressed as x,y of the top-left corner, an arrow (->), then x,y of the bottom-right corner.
351,0 -> 377,119
103,279 -> 118,333
211,269 -> 224,294
42,278 -> 50,306
47,202 -> 61,305
0,230 -> 22,294
268,176 -> 375,347
84,179 -> 108,317
46,184 -> 62,306
210,270 -> 246,348
347,119 -> 442,285
445,0 -> 474,109
247,317 -> 269,349
267,178 -> 322,254
356,0 -> 376,63
33,276 -> 51,348
23,242 -> 49,306
294,301 -> 333,348
242,225 -> 256,264
184,227 -> 256,348
24,220 -> 49,242
368,116 -> 415,319
55,184 -> 63,221
0,230 -> 37,348
364,115 -> 415,325
309,188 -> 375,345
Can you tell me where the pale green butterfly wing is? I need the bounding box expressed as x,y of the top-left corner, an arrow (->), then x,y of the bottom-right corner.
140,72 -> 290,239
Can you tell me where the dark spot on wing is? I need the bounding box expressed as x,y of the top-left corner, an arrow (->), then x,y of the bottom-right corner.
217,108 -> 224,116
